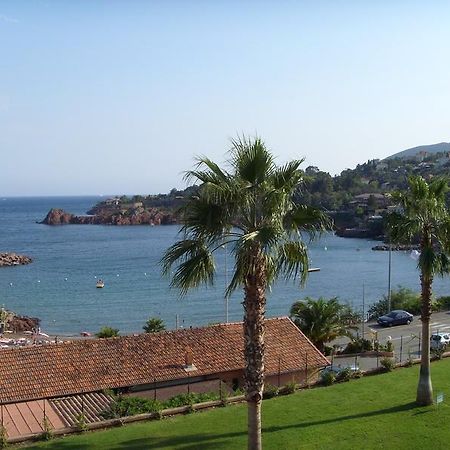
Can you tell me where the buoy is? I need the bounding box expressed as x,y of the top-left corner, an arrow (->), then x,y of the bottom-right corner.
64,278 -> 68,281
116,274 -> 119,277
37,280 -> 41,283
324,246 -> 328,251
144,272 -> 147,276
9,282 -> 13,286
94,276 -> 97,279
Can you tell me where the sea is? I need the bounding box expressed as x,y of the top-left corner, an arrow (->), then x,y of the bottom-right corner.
1,196 -> 449,336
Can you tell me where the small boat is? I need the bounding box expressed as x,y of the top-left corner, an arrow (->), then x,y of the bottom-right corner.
96,279 -> 105,288
307,268 -> 321,273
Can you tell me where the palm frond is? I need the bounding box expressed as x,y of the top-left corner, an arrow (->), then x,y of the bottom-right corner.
284,205 -> 332,238
275,241 -> 309,285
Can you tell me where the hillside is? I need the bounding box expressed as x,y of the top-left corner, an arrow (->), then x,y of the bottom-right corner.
385,142 -> 450,160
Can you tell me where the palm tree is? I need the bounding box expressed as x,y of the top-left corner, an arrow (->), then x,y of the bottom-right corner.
143,317 -> 166,333
387,176 -> 450,406
290,297 -> 358,352
161,136 -> 330,449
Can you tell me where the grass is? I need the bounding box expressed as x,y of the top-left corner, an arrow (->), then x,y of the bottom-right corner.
23,359 -> 450,449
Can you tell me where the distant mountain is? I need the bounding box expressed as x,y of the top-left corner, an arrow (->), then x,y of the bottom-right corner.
385,142 -> 450,160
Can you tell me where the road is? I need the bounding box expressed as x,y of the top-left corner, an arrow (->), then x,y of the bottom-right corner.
331,311 -> 450,372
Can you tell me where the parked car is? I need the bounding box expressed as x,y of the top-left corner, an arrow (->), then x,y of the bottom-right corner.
377,310 -> 413,327
430,333 -> 450,350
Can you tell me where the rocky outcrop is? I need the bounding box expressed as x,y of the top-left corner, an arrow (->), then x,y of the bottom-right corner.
41,207 -> 178,226
8,315 -> 40,333
40,208 -> 76,225
0,253 -> 32,267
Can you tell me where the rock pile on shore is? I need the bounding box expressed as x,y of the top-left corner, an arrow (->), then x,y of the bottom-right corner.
0,253 -> 32,267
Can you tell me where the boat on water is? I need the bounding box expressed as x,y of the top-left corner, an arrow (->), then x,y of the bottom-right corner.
96,279 -> 105,288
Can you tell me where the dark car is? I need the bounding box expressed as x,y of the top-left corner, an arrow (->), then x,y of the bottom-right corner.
377,310 -> 413,327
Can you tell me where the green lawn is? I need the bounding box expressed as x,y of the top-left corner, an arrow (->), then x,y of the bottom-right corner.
24,360 -> 450,449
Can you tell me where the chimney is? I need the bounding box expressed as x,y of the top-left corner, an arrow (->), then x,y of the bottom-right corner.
184,346 -> 193,367
184,345 -> 196,372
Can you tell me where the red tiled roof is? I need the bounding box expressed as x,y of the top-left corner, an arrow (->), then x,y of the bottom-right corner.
0,317 -> 328,404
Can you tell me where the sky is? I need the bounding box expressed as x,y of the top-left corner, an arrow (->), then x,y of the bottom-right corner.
1,0 -> 450,196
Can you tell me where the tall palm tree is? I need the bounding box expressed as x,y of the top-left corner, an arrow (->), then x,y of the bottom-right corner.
387,175 -> 450,406
290,297 -> 358,352
161,136 -> 330,449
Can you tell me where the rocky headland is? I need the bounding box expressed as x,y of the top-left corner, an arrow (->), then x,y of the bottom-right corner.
41,206 -> 178,226
0,253 -> 32,267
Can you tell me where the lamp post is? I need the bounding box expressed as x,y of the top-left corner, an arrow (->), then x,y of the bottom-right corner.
388,241 -> 392,313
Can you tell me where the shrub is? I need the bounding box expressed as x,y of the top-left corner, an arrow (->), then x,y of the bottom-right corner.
96,326 -> 119,338
431,347 -> 445,361
320,371 -> 336,386
263,384 -> 279,399
435,296 -> 450,312
335,368 -> 352,382
163,392 -> 220,409
101,396 -> 162,419
343,338 -> 373,354
352,369 -> 364,379
385,340 -> 394,353
74,413 -> 88,432
282,381 -> 297,395
40,417 -> 53,441
323,345 -> 333,356
380,357 -> 395,372
0,425 -> 7,449
368,287 -> 421,320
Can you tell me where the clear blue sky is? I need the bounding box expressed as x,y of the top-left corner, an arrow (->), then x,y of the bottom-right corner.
1,1 -> 449,196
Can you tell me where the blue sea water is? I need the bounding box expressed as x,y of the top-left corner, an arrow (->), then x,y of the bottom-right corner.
0,196 -> 449,335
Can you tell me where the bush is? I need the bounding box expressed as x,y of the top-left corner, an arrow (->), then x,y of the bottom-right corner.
335,368 -> 352,382
101,396 -> 162,419
163,392 -> 220,409
263,384 -> 279,399
40,417 -> 53,441
431,347 -> 445,361
0,425 -> 7,449
435,296 -> 450,312
385,340 -> 394,352
368,287 -> 421,320
320,371 -> 336,386
96,326 -> 119,338
74,413 -> 88,432
352,369 -> 364,379
380,357 -> 395,372
343,338 -> 373,354
282,381 -> 298,395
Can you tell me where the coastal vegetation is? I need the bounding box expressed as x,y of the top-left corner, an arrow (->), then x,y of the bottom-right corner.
95,327 -> 120,338
289,297 -> 359,352
24,358 -> 450,450
387,175 -> 450,406
143,317 -> 166,333
39,148 -> 450,240
161,136 -> 330,450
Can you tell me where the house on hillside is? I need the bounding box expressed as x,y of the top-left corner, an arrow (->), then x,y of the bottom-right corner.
0,317 -> 328,440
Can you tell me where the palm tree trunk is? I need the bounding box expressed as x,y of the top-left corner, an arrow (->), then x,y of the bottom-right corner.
416,232 -> 433,406
243,251 -> 266,450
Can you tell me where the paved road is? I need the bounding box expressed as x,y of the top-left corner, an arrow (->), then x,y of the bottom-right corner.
331,311 -> 450,372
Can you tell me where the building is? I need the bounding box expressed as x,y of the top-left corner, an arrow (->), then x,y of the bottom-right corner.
0,317 -> 328,440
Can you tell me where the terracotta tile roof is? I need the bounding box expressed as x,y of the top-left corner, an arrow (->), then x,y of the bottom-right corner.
0,317 -> 328,404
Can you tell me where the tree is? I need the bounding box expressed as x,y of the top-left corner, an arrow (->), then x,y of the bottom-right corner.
161,136 -> 330,449
96,326 -> 119,338
387,176 -> 450,405
143,317 -> 166,333
289,297 -> 358,352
